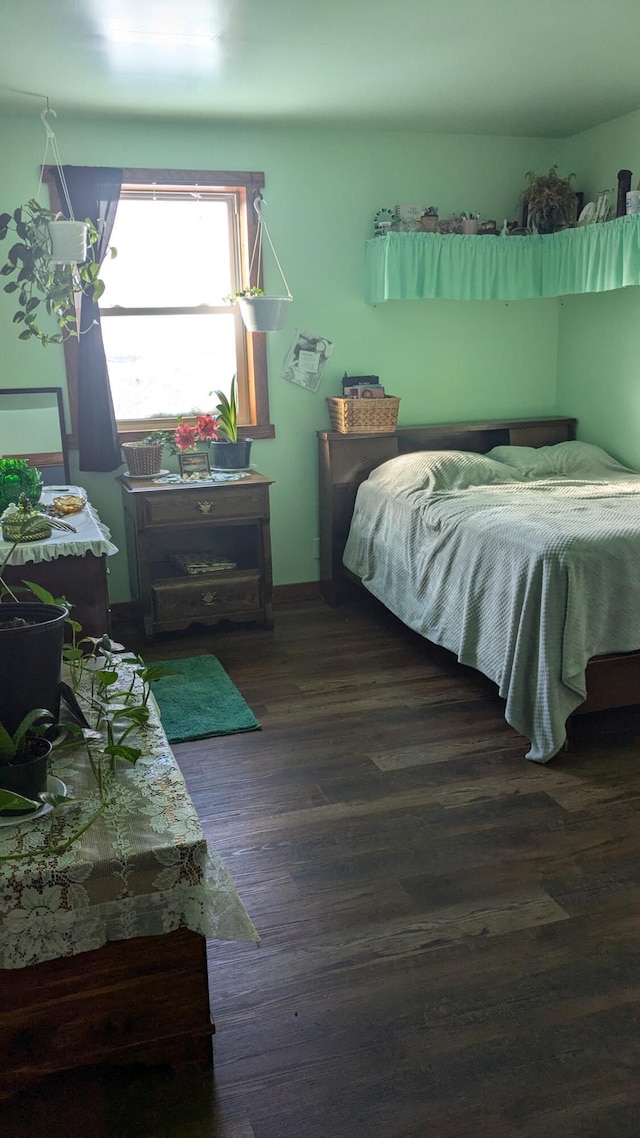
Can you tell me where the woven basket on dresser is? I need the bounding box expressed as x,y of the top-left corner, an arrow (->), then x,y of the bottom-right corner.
121,442 -> 164,477
326,396 -> 400,434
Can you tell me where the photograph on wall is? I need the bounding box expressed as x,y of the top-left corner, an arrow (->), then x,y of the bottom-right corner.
282,329 -> 335,392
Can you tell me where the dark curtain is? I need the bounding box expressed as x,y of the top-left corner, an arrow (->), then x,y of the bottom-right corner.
52,167 -> 123,471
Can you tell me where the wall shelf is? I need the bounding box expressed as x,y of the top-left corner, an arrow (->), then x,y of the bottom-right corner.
365,214 -> 640,304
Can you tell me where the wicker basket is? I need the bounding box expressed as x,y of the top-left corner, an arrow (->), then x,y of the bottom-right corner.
121,441 -> 164,477
326,396 -> 400,434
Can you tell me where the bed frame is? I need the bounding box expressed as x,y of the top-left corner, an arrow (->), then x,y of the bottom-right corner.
317,415 -> 640,718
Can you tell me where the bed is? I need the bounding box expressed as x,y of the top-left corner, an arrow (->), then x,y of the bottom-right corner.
317,417 -> 640,762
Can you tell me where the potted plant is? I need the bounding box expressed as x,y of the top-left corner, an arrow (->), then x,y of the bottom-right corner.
0,506 -> 70,735
209,376 -> 253,470
522,166 -> 578,234
0,198 -> 110,346
223,194 -> 293,332
224,285 -> 292,334
0,708 -> 54,814
420,206 -> 439,233
121,432 -> 169,478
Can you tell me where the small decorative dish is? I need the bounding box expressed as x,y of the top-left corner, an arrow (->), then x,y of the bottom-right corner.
578,201 -> 597,226
52,493 -> 87,516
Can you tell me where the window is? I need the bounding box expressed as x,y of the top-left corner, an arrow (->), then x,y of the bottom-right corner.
48,168 -> 273,444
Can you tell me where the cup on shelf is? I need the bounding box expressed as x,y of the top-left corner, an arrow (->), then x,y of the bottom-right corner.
626,190 -> 640,215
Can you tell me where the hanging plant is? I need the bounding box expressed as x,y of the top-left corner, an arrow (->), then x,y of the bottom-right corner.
0,199 -> 109,346
224,194 -> 293,332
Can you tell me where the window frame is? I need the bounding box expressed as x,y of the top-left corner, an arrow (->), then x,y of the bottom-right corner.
45,166 -> 274,448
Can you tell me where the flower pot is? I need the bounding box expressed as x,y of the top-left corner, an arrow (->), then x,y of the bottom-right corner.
0,740 -> 51,815
0,602 -> 67,736
237,296 -> 291,333
209,439 -> 253,471
462,219 -> 479,235
48,220 -> 88,265
420,216 -> 438,233
122,441 -> 164,477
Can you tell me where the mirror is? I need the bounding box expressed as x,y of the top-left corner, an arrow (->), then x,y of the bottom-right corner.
0,386 -> 70,484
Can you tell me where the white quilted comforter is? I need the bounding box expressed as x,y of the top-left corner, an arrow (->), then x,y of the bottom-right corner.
342,447 -> 640,762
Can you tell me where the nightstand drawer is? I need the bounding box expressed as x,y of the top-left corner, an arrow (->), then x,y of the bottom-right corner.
153,570 -> 261,624
144,486 -> 265,527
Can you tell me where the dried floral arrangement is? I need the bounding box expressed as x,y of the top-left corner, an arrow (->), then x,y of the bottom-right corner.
522,166 -> 577,233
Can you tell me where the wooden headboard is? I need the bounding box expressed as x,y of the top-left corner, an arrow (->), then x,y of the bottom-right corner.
317,416 -> 576,605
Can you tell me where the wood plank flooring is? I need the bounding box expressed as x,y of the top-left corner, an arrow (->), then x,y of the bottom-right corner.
5,588 -> 640,1137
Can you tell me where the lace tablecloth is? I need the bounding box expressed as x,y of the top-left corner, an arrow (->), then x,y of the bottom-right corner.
0,485 -> 118,566
0,665 -> 258,969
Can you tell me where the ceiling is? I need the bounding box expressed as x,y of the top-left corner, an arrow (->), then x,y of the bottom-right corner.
2,0 -> 640,138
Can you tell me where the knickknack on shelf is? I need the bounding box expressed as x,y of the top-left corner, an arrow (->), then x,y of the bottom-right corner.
365,214 -> 640,304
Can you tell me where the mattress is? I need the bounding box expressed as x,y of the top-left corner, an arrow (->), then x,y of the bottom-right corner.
342,443 -> 640,762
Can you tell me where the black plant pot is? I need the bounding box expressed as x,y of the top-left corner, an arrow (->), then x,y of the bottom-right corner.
0,602 -> 67,736
0,739 -> 51,815
210,439 -> 253,471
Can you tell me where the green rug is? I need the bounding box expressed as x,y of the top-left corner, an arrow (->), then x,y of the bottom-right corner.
150,654 -> 260,743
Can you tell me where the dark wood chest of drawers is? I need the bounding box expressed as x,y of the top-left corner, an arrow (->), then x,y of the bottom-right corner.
119,473 -> 274,641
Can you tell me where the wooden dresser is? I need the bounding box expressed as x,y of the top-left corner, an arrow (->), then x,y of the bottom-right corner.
119,472 -> 274,641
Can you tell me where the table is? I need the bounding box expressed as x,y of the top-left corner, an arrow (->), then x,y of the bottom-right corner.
0,659 -> 258,1098
0,485 -> 117,637
119,471 -> 274,641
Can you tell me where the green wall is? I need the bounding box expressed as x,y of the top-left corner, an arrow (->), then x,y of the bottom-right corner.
0,111 -> 561,601
558,111 -> 640,467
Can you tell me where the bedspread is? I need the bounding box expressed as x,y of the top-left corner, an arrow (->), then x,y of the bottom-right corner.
343,475 -> 640,761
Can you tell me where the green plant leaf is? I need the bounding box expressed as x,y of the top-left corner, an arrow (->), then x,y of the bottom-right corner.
0,789 -> 40,813
21,579 -> 57,605
0,720 -> 16,761
103,744 -> 142,764
93,669 -> 119,687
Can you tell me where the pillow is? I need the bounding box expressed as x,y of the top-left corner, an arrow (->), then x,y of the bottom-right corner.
367,449 -> 519,494
486,440 -> 637,479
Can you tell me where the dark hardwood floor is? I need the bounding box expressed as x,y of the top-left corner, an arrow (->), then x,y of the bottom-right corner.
5,588 -> 640,1137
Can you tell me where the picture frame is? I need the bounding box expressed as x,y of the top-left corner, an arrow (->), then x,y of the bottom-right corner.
178,450 -> 211,477
594,191 -> 611,224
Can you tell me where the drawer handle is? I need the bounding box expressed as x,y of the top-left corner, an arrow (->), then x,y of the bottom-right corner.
196,500 -> 216,514
202,591 -> 218,605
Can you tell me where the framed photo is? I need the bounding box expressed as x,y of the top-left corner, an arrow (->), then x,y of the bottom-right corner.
281,329 -> 335,392
594,191 -> 611,224
178,450 -> 211,477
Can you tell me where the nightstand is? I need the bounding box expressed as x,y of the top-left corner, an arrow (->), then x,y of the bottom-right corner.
119,473 -> 274,641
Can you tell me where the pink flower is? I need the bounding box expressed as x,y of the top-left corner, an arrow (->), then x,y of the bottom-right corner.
174,422 -> 198,451
195,414 -> 219,441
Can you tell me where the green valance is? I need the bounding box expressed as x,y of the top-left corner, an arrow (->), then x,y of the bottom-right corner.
365,214 -> 640,303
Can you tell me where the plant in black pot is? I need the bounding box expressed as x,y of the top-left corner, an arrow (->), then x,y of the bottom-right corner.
0,502 -> 70,739
0,707 -> 55,815
210,375 -> 253,471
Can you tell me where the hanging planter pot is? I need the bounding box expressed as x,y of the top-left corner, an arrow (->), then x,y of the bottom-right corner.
226,194 -> 293,333
48,219 -> 89,264
237,295 -> 292,333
